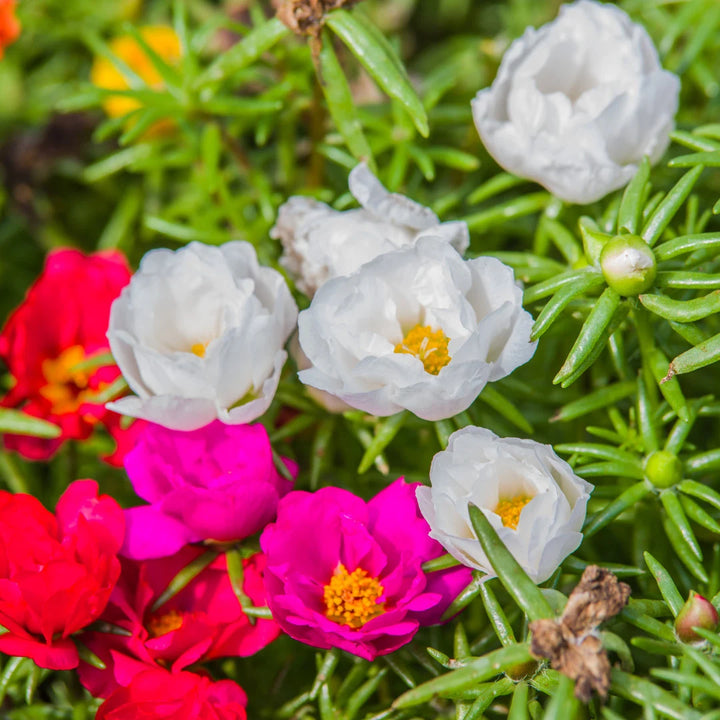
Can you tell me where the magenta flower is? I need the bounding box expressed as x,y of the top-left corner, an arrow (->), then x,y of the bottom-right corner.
260,479 -> 472,660
121,421 -> 295,559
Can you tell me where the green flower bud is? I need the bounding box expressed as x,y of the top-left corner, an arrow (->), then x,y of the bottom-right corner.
675,591 -> 719,643
644,450 -> 682,489
600,235 -> 657,296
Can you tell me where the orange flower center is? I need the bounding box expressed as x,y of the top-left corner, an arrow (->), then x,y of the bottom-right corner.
39,345 -> 93,415
147,609 -> 184,638
323,564 -> 385,628
494,495 -> 532,530
394,325 -> 451,375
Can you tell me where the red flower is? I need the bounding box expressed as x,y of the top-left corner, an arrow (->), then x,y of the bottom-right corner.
96,669 -> 247,720
0,248 -> 140,463
0,480 -> 124,669
0,0 -> 19,58
79,546 -> 280,697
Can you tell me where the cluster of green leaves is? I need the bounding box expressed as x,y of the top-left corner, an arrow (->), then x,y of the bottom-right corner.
4,0 -> 720,718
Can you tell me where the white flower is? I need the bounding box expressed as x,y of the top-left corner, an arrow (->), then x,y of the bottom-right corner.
417,426 -> 593,583
107,241 -> 298,431
297,238 -> 536,421
271,162 -> 469,296
471,0 -> 680,204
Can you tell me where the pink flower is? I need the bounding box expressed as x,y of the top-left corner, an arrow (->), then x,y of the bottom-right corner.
121,421 -> 295,559
0,248 -> 139,464
78,547 -> 280,698
96,669 -> 247,720
0,480 -> 124,670
260,479 -> 472,660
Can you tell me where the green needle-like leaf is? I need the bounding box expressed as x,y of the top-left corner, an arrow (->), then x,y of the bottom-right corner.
468,504 -> 553,621
199,17 -> 289,86
317,31 -> 374,164
151,550 -> 217,611
531,271 -> 605,340
357,411 -> 407,474
642,165 -> 704,246
639,290 -> 720,323
326,10 -> 428,137
618,156 -> 651,235
542,674 -> 580,720
667,330 -> 720,379
480,582 -> 517,646
610,669 -> 702,720
553,287 -> 623,386
0,409 -> 61,439
583,481 -> 651,538
392,644 -> 533,708
644,552 -> 684,616
551,381 -> 636,422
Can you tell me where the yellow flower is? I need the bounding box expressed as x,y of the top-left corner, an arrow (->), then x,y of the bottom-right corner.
91,26 -> 181,120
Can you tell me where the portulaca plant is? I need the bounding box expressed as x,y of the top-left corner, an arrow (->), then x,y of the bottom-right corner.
3,0 -> 720,717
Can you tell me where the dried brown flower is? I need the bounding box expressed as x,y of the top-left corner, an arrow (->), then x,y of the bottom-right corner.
274,0 -> 359,38
529,566 -> 631,702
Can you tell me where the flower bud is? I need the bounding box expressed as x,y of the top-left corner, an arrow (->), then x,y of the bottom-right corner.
644,450 -> 683,489
675,591 -> 719,643
600,235 -> 657,296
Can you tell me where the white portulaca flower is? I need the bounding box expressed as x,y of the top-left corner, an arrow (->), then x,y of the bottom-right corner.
417,426 -> 593,583
107,241 -> 298,431
271,162 -> 469,296
297,238 -> 536,421
472,0 -> 680,205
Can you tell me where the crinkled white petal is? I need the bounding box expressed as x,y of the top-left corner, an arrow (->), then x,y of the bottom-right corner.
271,163 -> 470,296
297,238 -> 537,421
418,426 -> 593,583
472,0 -> 680,204
107,241 -> 298,431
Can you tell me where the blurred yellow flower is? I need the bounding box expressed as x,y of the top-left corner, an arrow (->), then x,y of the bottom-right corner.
91,26 -> 181,120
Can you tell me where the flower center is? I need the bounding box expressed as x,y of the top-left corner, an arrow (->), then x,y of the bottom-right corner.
39,345 -> 93,414
494,495 -> 532,530
323,564 -> 385,628
190,342 -> 207,358
147,609 -> 184,638
394,325 -> 451,375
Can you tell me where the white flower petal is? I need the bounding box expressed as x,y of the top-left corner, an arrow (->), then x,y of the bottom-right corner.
472,0 -> 680,204
272,163 -> 470,296
107,241 -> 298,430
419,426 -> 593,583
297,238 -> 536,421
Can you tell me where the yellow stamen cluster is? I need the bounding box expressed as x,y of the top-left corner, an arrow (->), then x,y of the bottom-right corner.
494,495 -> 532,530
323,564 -> 385,628
39,345 -> 94,415
147,609 -> 184,638
190,342 -> 207,358
394,325 -> 451,375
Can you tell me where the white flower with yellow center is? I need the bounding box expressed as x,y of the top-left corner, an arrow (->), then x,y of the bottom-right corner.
107,241 -> 298,430
472,0 -> 679,204
271,162 -> 469,297
297,238 -> 536,421
417,426 -> 593,583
